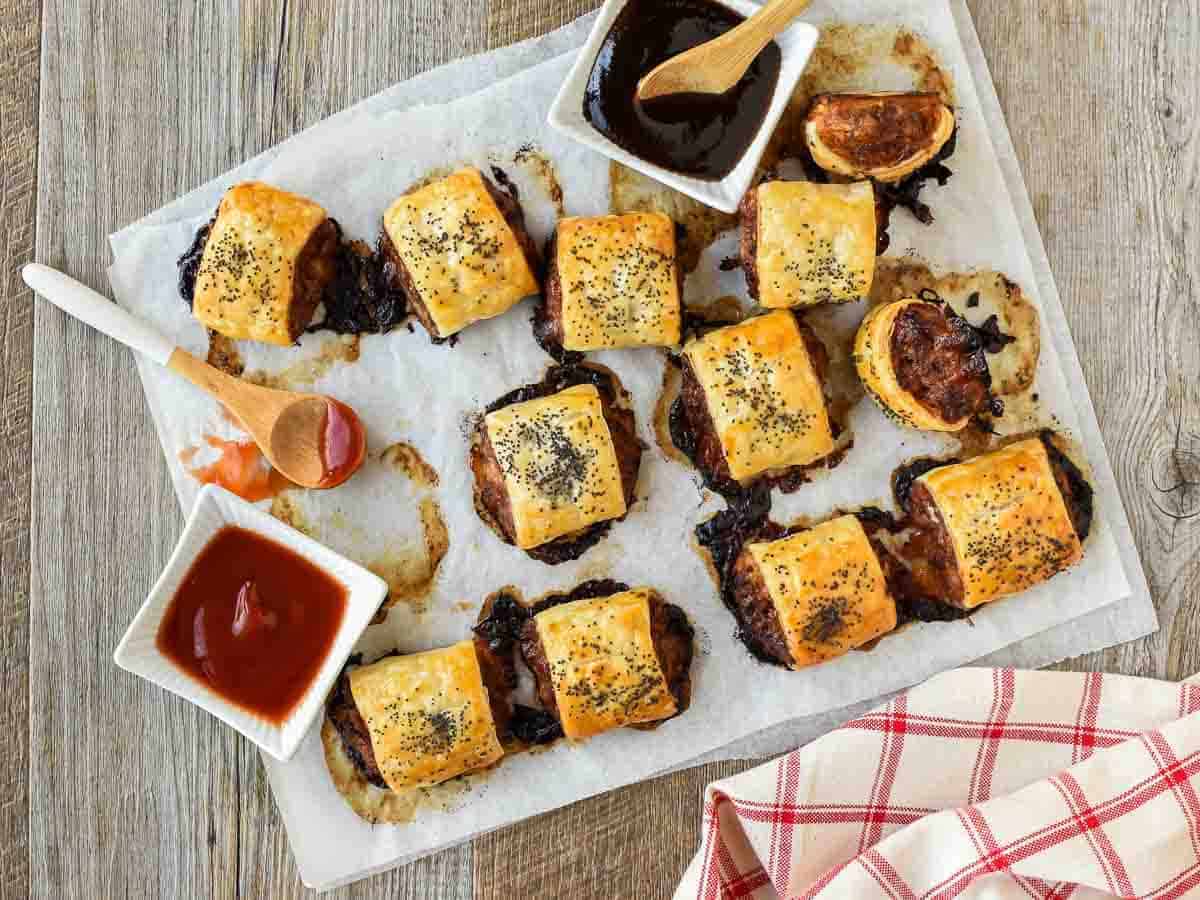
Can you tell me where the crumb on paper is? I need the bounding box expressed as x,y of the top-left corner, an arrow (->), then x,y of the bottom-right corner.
206,331 -> 244,376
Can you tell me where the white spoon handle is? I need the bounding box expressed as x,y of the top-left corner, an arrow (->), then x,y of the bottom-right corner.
22,263 -> 176,366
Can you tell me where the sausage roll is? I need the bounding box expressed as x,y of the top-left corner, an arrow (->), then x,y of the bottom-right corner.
380,167 -> 540,340
540,212 -> 682,352
680,310 -> 835,484
520,587 -> 693,740
471,371 -> 642,557
731,515 -> 897,669
191,182 -> 339,345
739,180 -> 876,309
904,437 -> 1088,610
855,297 -> 994,431
341,641 -> 505,792
805,92 -> 956,183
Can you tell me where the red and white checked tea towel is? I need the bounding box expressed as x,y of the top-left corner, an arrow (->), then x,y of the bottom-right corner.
675,668 -> 1200,899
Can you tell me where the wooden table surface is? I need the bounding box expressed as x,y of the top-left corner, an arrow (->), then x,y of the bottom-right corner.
4,0 -> 1198,897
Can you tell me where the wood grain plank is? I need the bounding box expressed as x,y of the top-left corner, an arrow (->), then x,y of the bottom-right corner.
0,2 -> 40,897
28,2 -> 484,899
24,0 -> 1200,898
30,3 -> 244,897
964,0 -> 1200,683
487,0 -> 599,49
472,761 -> 754,900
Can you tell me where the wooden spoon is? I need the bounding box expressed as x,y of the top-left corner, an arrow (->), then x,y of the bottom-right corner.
636,0 -> 811,102
22,263 -> 366,490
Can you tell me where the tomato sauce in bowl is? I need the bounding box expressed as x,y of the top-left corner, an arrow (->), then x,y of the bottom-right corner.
155,524 -> 348,723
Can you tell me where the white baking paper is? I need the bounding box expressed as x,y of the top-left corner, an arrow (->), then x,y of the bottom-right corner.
107,0 -> 1156,889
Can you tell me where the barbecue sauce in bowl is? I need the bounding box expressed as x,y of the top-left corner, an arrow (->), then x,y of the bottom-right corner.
583,0 -> 782,181
156,525 -> 348,723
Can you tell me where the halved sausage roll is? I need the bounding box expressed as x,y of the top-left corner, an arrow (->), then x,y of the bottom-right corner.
470,367 -> 642,561
855,296 -> 994,431
679,310 -> 835,485
190,182 -> 339,345
519,587 -> 693,740
539,212 -> 682,353
380,167 -> 540,340
739,180 -> 876,309
903,436 -> 1090,609
332,640 -> 506,793
731,515 -> 897,669
805,93 -> 956,183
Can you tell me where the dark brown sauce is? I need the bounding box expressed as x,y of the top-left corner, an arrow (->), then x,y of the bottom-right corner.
583,0 -> 782,181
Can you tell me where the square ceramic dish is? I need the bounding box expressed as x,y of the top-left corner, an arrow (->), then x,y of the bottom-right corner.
547,0 -> 818,214
113,484 -> 388,761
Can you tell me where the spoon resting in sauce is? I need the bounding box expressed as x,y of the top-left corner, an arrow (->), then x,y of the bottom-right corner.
23,264 -> 366,490
635,0 -> 810,102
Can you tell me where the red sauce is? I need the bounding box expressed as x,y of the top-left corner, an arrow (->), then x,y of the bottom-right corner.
318,399 -> 367,488
156,525 -> 348,723
182,437 -> 291,502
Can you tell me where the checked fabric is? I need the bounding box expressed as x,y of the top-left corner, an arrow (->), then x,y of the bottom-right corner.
674,668 -> 1200,899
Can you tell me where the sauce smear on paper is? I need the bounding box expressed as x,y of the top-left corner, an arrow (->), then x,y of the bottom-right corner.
182,436 -> 291,502
156,525 -> 347,723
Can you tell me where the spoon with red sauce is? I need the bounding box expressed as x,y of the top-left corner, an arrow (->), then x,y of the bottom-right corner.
23,264 -> 366,490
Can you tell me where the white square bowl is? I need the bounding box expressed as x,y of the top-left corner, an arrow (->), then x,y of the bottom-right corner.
114,484 -> 388,761
548,0 -> 818,214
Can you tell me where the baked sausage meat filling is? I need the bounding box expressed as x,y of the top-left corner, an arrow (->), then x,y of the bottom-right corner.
379,169 -> 542,343
325,644 -> 514,791
518,580 -> 694,730
898,432 -> 1093,608
890,300 -> 994,424
469,365 -> 643,564
670,313 -> 837,498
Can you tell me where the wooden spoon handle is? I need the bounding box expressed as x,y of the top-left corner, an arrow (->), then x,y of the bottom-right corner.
165,346 -> 244,400
718,0 -> 812,71
22,263 -> 176,366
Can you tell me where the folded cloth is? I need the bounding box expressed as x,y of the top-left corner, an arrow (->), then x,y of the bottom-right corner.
674,668 -> 1200,899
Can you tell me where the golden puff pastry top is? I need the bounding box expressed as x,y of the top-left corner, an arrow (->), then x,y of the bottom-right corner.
916,438 -> 1084,610
755,180 -> 876,309
484,384 -> 627,549
192,182 -> 331,346
534,588 -> 676,740
854,298 -> 969,432
383,168 -> 539,337
683,311 -> 835,482
348,641 -> 504,792
746,515 -> 897,669
556,213 -> 682,351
